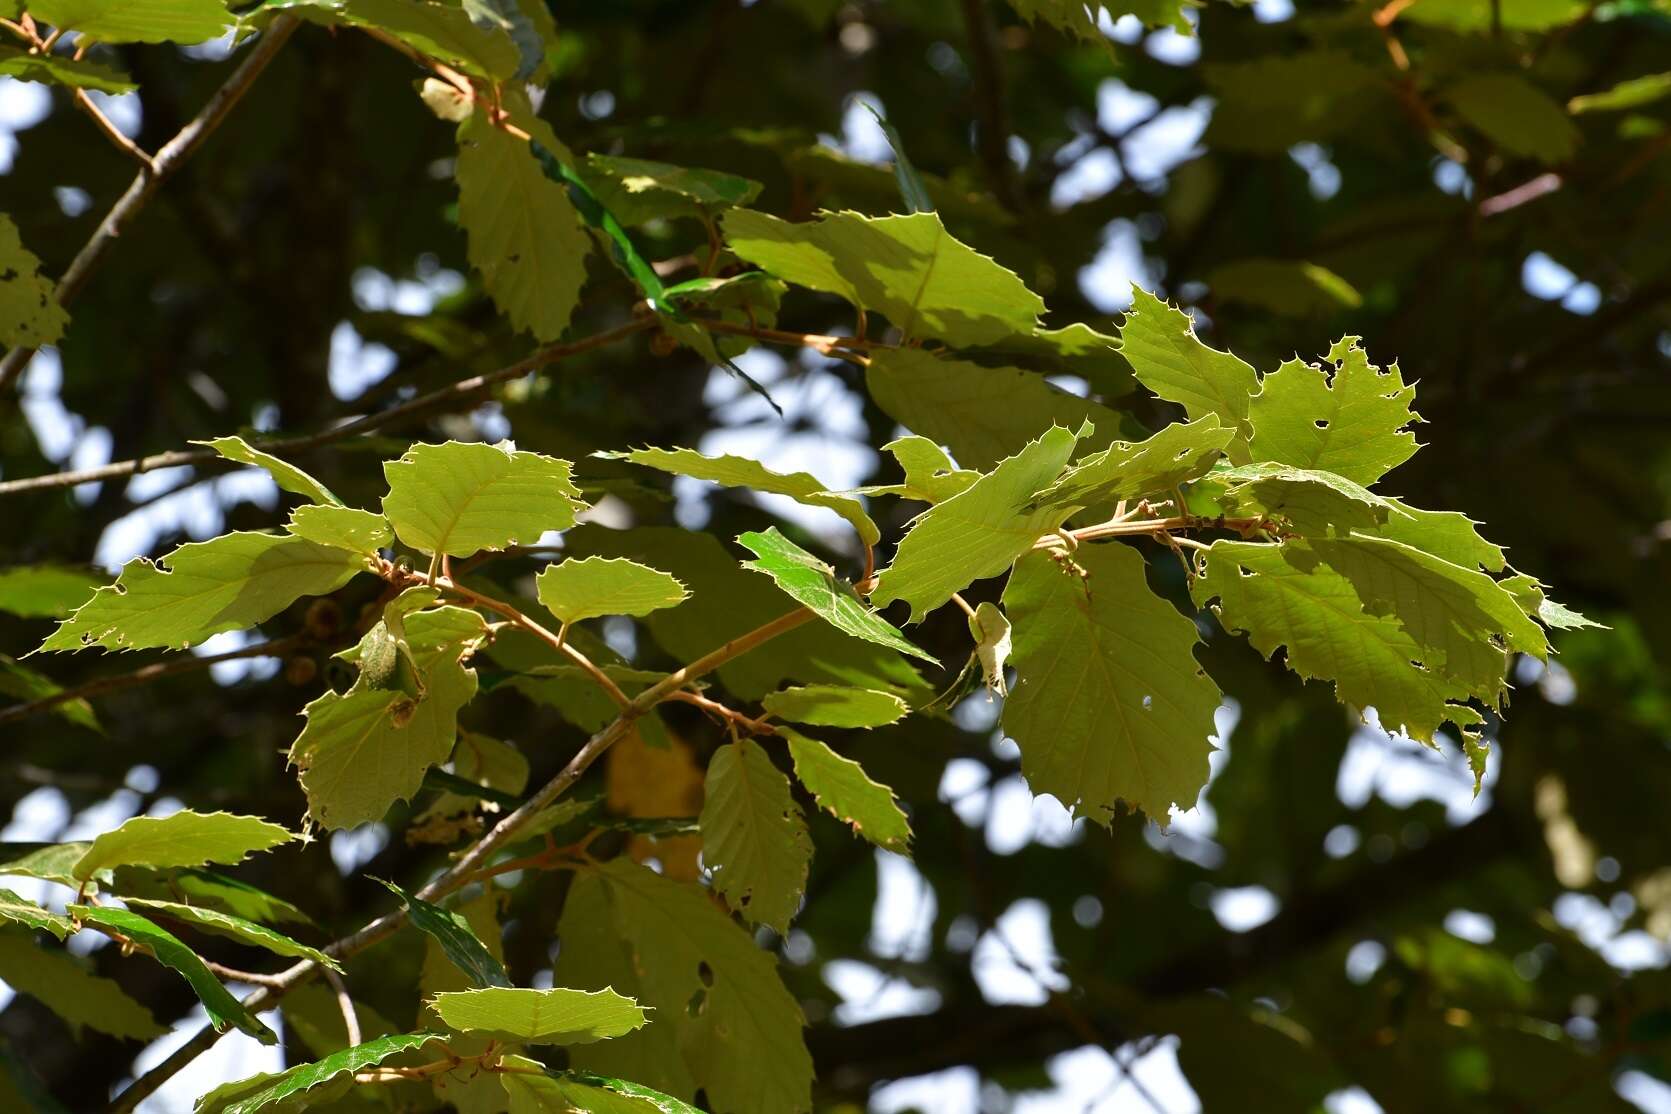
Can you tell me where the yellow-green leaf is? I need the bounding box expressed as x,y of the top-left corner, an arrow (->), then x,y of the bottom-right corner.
382,441 -> 585,558
428,987 -> 647,1043
700,738 -> 812,932
74,810 -> 292,881
781,727 -> 911,854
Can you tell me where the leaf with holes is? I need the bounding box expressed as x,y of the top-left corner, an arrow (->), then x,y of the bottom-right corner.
700,738 -> 812,932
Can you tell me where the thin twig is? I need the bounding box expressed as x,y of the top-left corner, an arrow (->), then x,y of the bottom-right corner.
71,89 -> 157,172
0,16 -> 302,392
323,968 -> 361,1046
202,961 -> 287,989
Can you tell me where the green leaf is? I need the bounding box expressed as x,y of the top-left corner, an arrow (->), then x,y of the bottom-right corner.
380,880 -> 510,988
763,684 -> 909,728
1212,462 -> 1404,535
382,441 -> 584,559
1364,501 -> 1506,572
428,986 -> 647,1043
0,653 -> 100,731
1008,0 -> 1192,38
862,102 -> 934,214
68,905 -> 276,1043
74,810 -> 292,881
599,445 -> 880,547
28,0 -> 228,42
112,867 -> 316,927
193,1032 -> 445,1114
1202,51 -> 1381,153
0,842 -> 95,888
857,436 -> 978,504
0,564 -> 102,619
1569,72 -> 1671,114
286,504 -> 392,555
38,532 -> 366,653
872,424 -> 1082,623
1003,544 -> 1220,824
737,528 -> 935,662
461,0 -> 543,80
722,209 -> 1044,347
1120,288 -> 1258,462
121,898 -> 340,971
1309,533 -> 1548,698
0,932 -> 164,1040
196,436 -> 341,506
1402,0 -> 1586,30
781,727 -> 911,854
580,154 -> 762,226
536,556 -> 688,625
700,738 -> 812,932
0,213 -> 68,348
1208,259 -> 1361,318
1192,540 -> 1482,743
414,731 -> 530,828
961,321 -> 1134,399
554,860 -> 812,1114
455,107 -> 592,340
0,45 -> 135,92
1036,416 -> 1233,509
290,606 -> 486,828
567,525 -> 927,700
275,0 -> 519,78
1447,74 -> 1580,165
1247,337 -> 1421,487
502,1064 -> 707,1114
0,889 -> 73,939
1499,573 -> 1605,631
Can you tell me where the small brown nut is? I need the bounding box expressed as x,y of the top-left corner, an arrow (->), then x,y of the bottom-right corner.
648,331 -> 678,357
284,656 -> 319,687
304,598 -> 342,639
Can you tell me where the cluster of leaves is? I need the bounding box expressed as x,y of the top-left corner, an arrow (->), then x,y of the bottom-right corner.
0,0 -> 1653,1111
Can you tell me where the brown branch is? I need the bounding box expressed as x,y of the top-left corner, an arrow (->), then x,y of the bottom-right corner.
0,633 -> 308,727
959,0 -> 1023,211
110,605 -> 815,1112
0,17 -> 302,392
322,968 -> 361,1046
71,88 -> 157,173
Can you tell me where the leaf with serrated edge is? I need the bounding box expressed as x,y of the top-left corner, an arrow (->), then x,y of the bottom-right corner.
1003,545 -> 1220,824
381,879 -> 510,988
429,986 -> 647,1043
114,867 -> 316,927
857,436 -> 977,504
1120,289 -> 1257,462
121,898 -> 340,971
782,727 -> 911,854
1499,573 -> 1605,631
763,684 -> 909,728
737,528 -> 935,662
382,441 -> 584,558
192,1032 -> 445,1114
537,556 -> 689,625
28,0 -> 229,43
1192,540 -> 1482,743
196,436 -> 340,505
554,859 -> 812,1113
723,209 -> 1043,347
0,932 -> 164,1040
1247,338 -> 1421,487
866,347 -> 1142,471
287,504 -> 391,554
582,153 -> 762,226
74,810 -> 292,881
1037,416 -> 1233,508
290,606 -> 485,828
38,532 -> 366,653
69,905 -> 276,1042
1212,462 -> 1403,535
700,738 -> 812,932
0,841 -> 96,887
0,888 -> 73,938
600,445 -> 879,546
500,1061 -> 708,1114
0,44 -> 135,92
873,424 -> 1082,623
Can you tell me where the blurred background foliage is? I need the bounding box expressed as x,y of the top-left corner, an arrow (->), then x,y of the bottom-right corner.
2,0 -> 1671,1110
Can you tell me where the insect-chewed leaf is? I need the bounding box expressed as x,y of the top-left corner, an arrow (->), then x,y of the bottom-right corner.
537,556 -> 690,625
0,888 -> 74,939
121,898 -> 340,971
1036,416 -> 1234,509
68,905 -> 277,1043
599,445 -> 880,547
866,348 -> 1142,472
193,1032 -> 446,1114
0,45 -> 136,93
737,528 -> 935,663
1247,338 -> 1421,487
428,986 -> 647,1044
195,436 -> 340,506
781,727 -> 911,854
1499,573 -> 1605,632
286,504 -> 392,555
1119,289 -> 1259,461
0,932 -> 165,1040
382,441 -> 585,558
581,153 -> 763,226
1192,540 -> 1483,744
0,563 -> 103,619
763,684 -> 909,728
858,436 -> 978,504
37,532 -> 367,653
700,738 -> 812,932
73,810 -> 293,881
1003,544 -> 1221,824
872,423 -> 1083,623
554,859 -> 813,1114
723,208 -> 1044,347
454,101 -> 591,340
26,0 -> 231,43
381,880 -> 511,988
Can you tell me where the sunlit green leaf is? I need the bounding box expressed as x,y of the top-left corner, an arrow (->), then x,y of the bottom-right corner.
382,441 -> 584,559
763,684 -> 909,728
74,810 -> 293,881
196,436 -> 340,506
700,737 -> 812,932
781,727 -> 911,854
428,986 -> 647,1043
